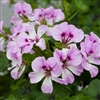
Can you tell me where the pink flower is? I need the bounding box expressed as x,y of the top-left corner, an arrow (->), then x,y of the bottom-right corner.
44,7 -> 65,25
14,2 -> 32,15
51,22 -> 84,45
80,40 -> 100,77
9,64 -> 25,80
28,57 -> 63,93
10,15 -> 23,25
85,32 -> 100,44
10,23 -> 26,40
33,6 -> 65,25
53,46 -> 83,85
16,32 -> 34,54
7,41 -> 22,67
16,24 -> 47,53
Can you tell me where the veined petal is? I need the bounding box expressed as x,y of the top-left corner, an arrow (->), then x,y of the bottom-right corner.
28,72 -> 45,83
41,77 -> 53,93
62,69 -> 74,85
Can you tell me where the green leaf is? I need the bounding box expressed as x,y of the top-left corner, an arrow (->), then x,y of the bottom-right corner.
55,96 -> 62,100
62,0 -> 72,20
81,79 -> 100,99
74,0 -> 89,11
5,95 -> 17,100
71,94 -> 95,100
0,52 -> 9,72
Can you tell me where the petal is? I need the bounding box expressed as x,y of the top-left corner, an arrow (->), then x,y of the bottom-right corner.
10,15 -> 22,25
62,69 -> 74,85
46,18 -> 53,26
81,57 -> 91,71
22,44 -> 33,54
55,9 -> 65,22
68,65 -> 83,76
37,25 -> 48,38
67,46 -> 82,66
51,76 -> 63,84
36,38 -> 46,50
90,32 -> 100,43
89,64 -> 98,78
28,72 -> 45,83
88,56 -> 100,65
71,28 -> 84,42
41,77 -> 53,93
11,67 -> 19,80
47,57 -> 62,77
17,32 -> 29,47
22,3 -> 32,14
80,42 -> 87,58
53,49 -> 63,65
14,2 -> 22,14
51,25 -> 62,41
11,66 -> 25,80
31,57 -> 46,72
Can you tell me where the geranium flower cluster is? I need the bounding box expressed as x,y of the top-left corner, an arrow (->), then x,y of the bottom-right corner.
0,2 -> 100,93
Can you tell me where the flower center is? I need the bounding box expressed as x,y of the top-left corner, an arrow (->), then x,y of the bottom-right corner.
42,66 -> 52,76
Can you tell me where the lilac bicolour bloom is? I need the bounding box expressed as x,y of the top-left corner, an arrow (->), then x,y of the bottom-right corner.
33,6 -> 65,26
16,32 -> 34,54
80,39 -> 100,77
16,24 -> 47,53
14,2 -> 32,15
29,57 -> 63,93
10,23 -> 26,40
32,7 -> 65,36
6,37 -> 26,80
51,22 -> 84,46
28,24 -> 48,50
7,41 -> 22,67
85,32 -> 100,44
8,64 -> 25,80
0,21 -> 5,34
44,6 -> 65,26
53,46 -> 83,85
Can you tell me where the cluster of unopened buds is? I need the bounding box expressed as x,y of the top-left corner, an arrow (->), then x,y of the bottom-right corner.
0,2 -> 100,93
